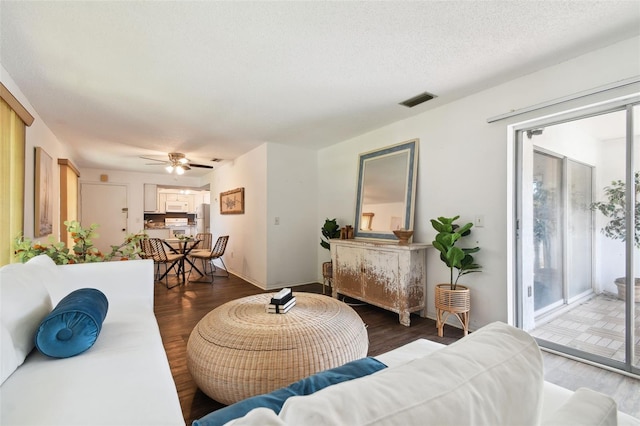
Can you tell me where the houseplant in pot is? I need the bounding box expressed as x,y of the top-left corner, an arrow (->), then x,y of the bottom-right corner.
14,220 -> 147,264
431,216 -> 481,337
320,218 -> 341,294
590,172 -> 640,302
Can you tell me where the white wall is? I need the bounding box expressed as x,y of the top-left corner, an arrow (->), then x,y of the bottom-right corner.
317,36 -> 640,330
1,63 -> 74,242
208,142 -> 318,290
209,145 -> 268,287
266,143 -> 317,288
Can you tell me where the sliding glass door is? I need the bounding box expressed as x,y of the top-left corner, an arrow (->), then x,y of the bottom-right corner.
532,151 -> 593,316
517,98 -> 639,375
532,151 -> 565,314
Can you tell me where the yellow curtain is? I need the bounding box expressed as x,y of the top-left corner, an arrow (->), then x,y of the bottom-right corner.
0,98 -> 26,265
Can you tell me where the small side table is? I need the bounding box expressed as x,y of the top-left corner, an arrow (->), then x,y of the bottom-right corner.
435,284 -> 470,337
321,261 -> 333,295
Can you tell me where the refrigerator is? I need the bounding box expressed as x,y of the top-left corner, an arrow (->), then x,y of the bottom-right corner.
195,203 -> 210,234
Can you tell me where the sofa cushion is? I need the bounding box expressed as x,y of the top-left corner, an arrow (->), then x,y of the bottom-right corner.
195,357 -> 387,426
35,288 -> 109,358
264,322 -> 544,426
542,387 -> 617,426
0,323 -> 19,384
0,255 -> 55,382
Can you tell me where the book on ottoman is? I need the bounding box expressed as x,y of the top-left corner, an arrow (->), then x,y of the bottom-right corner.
266,297 -> 296,314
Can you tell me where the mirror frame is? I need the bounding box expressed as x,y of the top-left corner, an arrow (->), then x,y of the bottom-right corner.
354,139 -> 419,240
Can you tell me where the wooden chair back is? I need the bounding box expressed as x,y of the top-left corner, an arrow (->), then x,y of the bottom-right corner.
211,235 -> 229,258
196,233 -> 212,251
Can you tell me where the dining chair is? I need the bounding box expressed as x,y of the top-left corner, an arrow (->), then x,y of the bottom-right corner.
188,235 -> 229,283
141,238 -> 184,289
191,232 -> 212,255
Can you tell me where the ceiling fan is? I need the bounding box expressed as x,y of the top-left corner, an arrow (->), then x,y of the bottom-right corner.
141,152 -> 216,175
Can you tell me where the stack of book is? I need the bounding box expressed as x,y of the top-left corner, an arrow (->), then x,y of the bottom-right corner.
265,288 -> 296,314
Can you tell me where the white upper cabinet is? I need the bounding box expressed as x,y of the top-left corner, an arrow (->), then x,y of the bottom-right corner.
144,184 -> 158,212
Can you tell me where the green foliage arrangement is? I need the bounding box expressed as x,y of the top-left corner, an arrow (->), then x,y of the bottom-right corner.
431,216 -> 481,290
320,218 -> 340,250
590,172 -> 640,249
14,220 -> 147,265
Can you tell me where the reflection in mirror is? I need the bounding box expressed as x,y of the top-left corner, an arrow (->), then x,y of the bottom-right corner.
354,139 -> 419,240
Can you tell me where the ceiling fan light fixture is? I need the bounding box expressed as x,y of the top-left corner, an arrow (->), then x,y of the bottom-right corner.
165,165 -> 174,173
176,166 -> 185,175
178,157 -> 189,164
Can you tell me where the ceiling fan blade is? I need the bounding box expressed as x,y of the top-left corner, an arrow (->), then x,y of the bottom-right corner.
190,163 -> 214,169
140,156 -> 167,163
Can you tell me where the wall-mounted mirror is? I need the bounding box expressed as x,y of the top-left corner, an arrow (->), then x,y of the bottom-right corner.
354,139 -> 419,240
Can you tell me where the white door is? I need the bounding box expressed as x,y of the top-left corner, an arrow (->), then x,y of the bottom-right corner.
80,183 -> 128,255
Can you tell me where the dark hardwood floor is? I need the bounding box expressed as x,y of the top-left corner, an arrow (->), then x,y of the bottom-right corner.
153,273 -> 463,423
154,272 -> 639,423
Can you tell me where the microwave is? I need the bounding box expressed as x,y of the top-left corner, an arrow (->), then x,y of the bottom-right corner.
165,201 -> 189,213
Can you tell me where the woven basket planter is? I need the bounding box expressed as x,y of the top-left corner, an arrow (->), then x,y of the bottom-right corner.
435,283 -> 470,337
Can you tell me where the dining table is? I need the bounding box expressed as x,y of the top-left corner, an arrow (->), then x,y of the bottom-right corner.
162,237 -> 204,281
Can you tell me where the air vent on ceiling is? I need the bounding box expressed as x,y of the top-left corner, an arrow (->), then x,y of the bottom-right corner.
399,91 -> 437,108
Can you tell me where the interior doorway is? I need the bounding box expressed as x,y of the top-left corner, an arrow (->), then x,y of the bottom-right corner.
80,183 -> 128,255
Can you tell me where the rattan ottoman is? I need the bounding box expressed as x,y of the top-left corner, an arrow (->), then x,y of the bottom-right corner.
186,292 -> 368,405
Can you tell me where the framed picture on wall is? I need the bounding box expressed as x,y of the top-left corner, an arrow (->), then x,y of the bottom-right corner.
35,146 -> 54,237
220,187 -> 245,214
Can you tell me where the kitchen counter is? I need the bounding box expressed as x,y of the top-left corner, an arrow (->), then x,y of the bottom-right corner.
144,223 -> 196,230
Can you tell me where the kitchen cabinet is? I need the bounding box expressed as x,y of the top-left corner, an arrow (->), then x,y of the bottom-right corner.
144,184 -> 158,212
178,195 -> 195,213
157,193 -> 167,213
330,239 -> 429,326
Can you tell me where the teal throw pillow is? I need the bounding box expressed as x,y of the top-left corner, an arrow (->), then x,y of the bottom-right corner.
35,288 -> 108,358
193,356 -> 387,426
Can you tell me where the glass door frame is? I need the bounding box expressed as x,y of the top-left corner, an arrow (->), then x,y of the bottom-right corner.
511,94 -> 640,375
531,148 -> 595,318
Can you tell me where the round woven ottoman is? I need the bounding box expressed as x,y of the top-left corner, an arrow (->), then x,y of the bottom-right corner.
186,292 -> 368,405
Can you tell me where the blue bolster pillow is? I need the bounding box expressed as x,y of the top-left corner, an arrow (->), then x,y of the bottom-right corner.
193,356 -> 387,426
35,288 -> 108,358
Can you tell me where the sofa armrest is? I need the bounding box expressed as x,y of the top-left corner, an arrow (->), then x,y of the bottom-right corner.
541,387 -> 617,426
47,259 -> 154,312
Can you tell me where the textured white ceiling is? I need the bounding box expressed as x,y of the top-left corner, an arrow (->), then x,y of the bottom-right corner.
1,1 -> 639,176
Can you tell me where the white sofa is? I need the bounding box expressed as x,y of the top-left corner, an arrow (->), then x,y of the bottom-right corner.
221,322 -> 639,426
0,255 -> 185,426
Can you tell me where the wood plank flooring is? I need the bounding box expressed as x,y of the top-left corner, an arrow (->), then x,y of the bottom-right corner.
153,273 -> 639,424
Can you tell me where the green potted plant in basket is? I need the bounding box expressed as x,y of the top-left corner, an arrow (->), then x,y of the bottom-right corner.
590,172 -> 640,302
320,218 -> 341,294
431,215 -> 481,337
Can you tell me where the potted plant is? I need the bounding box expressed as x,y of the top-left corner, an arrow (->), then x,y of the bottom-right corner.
320,218 -> 341,294
431,216 -> 481,337
14,220 -> 147,265
590,172 -> 640,302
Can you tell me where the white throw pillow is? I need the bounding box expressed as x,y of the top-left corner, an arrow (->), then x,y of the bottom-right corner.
0,255 -> 55,381
277,322 -> 544,426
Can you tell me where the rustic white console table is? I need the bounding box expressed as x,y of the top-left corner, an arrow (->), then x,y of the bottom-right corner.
330,238 -> 429,326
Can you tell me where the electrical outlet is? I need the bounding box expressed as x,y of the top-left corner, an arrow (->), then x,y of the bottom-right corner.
474,215 -> 485,228
275,217 -> 280,225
